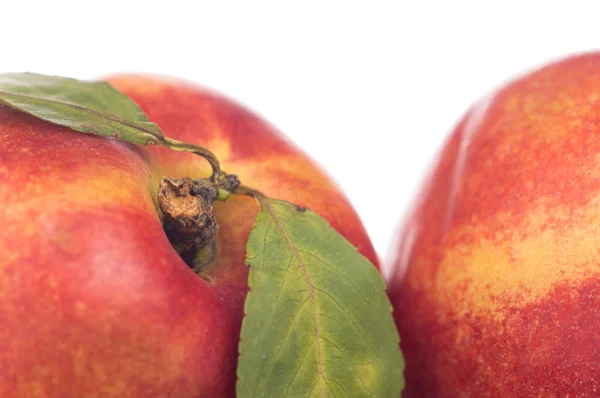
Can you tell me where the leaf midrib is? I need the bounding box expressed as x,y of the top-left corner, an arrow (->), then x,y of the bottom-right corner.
261,199 -> 327,397
0,90 -> 163,140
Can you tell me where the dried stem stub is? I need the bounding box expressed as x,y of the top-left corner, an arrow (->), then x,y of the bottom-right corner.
158,176 -> 219,268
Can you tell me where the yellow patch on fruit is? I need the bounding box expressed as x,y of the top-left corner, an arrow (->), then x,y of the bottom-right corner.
1,166 -> 155,227
105,75 -> 167,97
432,193 -> 600,322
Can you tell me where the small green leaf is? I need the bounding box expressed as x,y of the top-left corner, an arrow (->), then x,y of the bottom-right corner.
0,73 -> 221,176
237,198 -> 404,397
0,72 -> 164,145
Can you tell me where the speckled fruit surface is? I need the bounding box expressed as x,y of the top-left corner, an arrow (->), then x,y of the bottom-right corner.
0,75 -> 378,397
387,53 -> 600,397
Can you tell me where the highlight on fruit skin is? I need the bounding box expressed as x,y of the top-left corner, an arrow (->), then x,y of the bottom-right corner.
386,52 -> 600,396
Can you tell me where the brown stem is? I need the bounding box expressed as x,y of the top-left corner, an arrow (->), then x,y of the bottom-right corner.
163,137 -> 222,181
234,185 -> 269,204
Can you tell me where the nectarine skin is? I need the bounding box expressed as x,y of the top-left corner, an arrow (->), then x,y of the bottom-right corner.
0,75 -> 378,397
387,53 -> 600,396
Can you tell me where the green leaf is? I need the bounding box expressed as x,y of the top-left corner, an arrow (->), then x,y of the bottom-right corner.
0,73 -> 221,175
0,72 -> 164,145
237,198 -> 404,397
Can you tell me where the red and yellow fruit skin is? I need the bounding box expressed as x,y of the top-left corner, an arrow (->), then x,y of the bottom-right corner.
0,75 -> 378,397
387,52 -> 600,397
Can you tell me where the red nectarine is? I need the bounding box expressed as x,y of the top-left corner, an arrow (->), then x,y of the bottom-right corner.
388,53 -> 600,396
0,75 -> 379,397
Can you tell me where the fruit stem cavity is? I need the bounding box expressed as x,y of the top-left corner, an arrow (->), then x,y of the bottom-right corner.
158,176 -> 219,273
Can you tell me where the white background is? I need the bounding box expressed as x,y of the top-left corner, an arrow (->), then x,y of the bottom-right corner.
3,2 -> 600,273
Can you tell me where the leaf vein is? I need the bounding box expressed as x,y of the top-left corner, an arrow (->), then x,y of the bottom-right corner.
312,285 -> 382,363
284,337 -> 316,396
297,249 -> 369,304
262,200 -> 327,398
318,335 -> 372,394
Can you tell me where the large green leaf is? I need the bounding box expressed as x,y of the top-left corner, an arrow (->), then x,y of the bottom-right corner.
0,73 -> 220,174
237,198 -> 404,397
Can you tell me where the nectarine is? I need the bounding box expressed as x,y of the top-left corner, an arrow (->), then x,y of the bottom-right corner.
388,52 -> 600,397
0,75 -> 379,397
